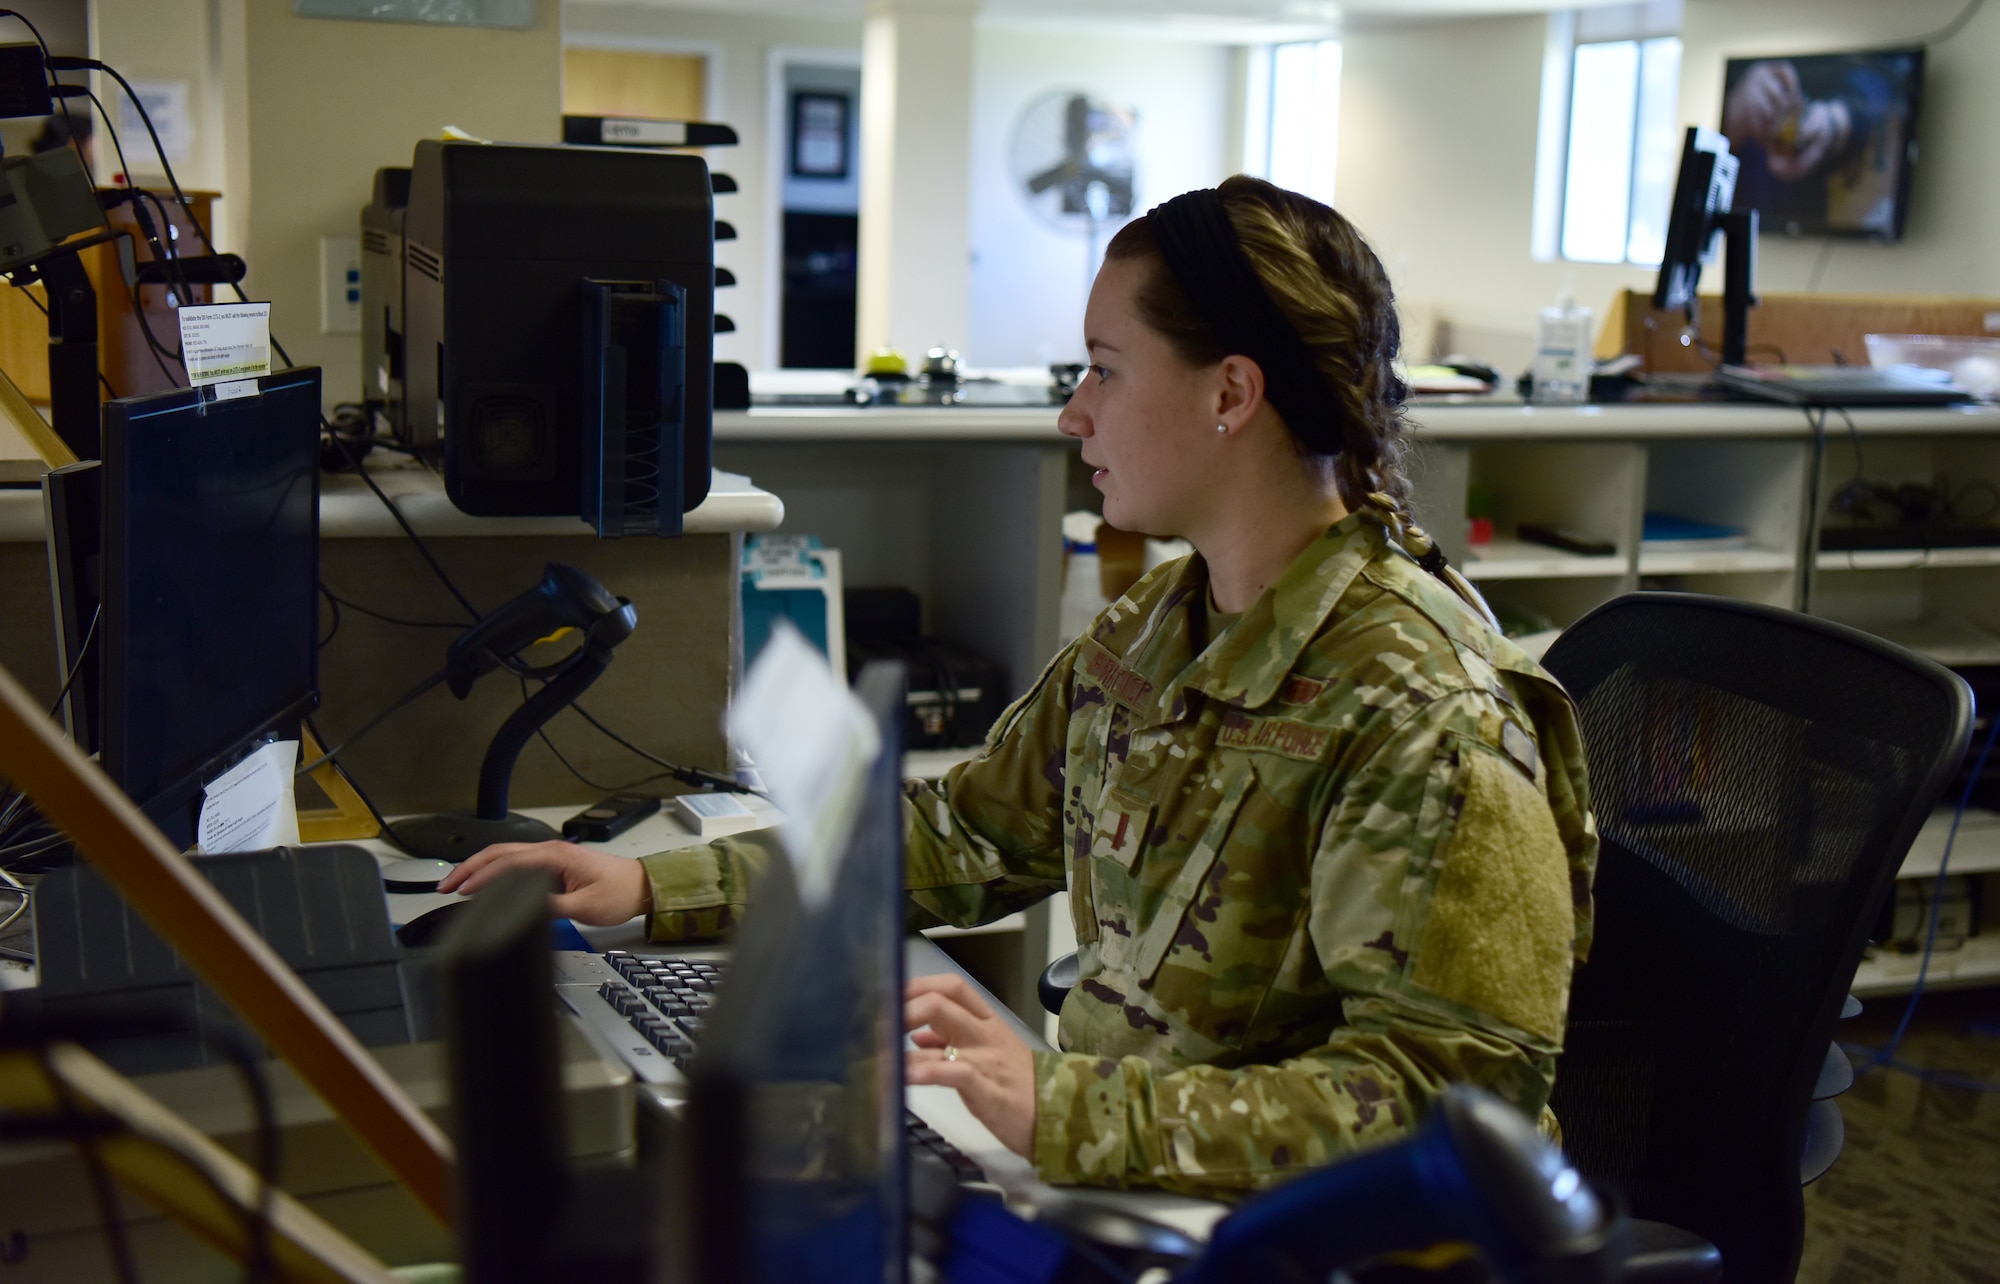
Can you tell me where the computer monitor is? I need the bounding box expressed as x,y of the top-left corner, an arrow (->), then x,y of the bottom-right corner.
1719,47 -> 1924,241
1652,125 -> 1756,368
678,659 -> 909,1284
402,139 -> 717,537
98,368 -> 323,851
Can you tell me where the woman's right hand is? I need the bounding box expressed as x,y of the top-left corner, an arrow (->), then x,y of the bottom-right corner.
435,840 -> 652,925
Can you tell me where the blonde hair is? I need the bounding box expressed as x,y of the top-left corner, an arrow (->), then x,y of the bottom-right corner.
1105,175 -> 1494,624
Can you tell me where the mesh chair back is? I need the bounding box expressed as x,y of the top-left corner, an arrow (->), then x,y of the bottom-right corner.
1541,594 -> 1970,1284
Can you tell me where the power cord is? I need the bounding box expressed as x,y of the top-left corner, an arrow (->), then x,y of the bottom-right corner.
1907,0 -> 1986,45
319,581 -> 462,631
319,429 -> 754,796
47,603 -> 99,719
4,1012 -> 284,1284
300,713 -> 398,838
0,11 -> 95,208
2,282 -> 122,399
0,867 -> 28,935
568,701 -> 761,796
29,1039 -> 141,1284
1805,238 -> 1836,293
316,582 -> 340,651
294,670 -> 447,777
319,427 -> 481,622
518,676 -> 678,796
42,50 -> 300,368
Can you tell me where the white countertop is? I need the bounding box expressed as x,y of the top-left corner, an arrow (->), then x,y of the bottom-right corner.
716,399 -> 2000,444
0,464 -> 785,543
317,462 -> 783,538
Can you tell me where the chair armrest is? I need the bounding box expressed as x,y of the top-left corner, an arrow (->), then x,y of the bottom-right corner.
1039,951 -> 1078,1016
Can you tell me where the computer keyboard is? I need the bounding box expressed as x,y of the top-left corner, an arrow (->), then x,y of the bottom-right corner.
576,949 -> 986,1184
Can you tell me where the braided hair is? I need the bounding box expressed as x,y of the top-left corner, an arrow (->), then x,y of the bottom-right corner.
1103,176 -> 1494,625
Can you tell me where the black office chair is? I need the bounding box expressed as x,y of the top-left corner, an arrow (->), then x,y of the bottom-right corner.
1038,592 -> 1970,1283
1540,593 -> 1971,1284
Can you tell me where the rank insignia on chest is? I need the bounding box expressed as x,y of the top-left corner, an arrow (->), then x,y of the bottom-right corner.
1091,789 -> 1155,872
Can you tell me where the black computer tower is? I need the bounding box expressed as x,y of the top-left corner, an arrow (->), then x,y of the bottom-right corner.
402,139 -> 716,520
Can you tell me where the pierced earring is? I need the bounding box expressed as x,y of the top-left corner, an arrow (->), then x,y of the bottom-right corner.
1215,423 -> 1228,435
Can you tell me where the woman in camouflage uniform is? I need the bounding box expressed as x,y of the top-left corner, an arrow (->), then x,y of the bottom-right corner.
443,176 -> 1596,1198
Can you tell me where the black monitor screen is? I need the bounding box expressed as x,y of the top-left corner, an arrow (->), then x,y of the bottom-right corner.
101,368 -> 322,849
1651,126 -> 1736,315
1720,47 -> 1923,240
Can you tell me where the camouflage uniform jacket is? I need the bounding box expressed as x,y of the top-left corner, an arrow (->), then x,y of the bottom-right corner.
640,515 -> 1597,1197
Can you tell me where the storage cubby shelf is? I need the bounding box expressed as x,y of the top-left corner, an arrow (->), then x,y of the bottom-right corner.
1816,547 -> 2000,571
1853,933 -> 2000,997
1639,547 -> 1796,575
1464,540 -> 1627,580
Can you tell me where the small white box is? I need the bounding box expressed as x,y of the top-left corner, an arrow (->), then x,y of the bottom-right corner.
671,792 -> 760,839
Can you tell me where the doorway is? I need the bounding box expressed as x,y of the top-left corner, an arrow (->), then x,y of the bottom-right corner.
774,59 -> 860,370
562,47 -> 707,121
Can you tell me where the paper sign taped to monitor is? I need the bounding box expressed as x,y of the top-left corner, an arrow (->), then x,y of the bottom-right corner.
198,739 -> 300,854
177,303 -> 272,388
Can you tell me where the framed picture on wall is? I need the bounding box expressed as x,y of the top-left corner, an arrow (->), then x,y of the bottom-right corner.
791,92 -> 850,180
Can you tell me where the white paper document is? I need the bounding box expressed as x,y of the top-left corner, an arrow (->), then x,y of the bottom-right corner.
725,622 -> 879,908
197,740 -> 300,854
177,302 -> 272,388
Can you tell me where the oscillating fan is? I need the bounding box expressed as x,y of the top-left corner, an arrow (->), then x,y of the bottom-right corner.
1009,90 -> 1136,234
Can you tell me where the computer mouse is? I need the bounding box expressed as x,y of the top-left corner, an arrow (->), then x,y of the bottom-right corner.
395,899 -> 474,949
382,858 -> 456,893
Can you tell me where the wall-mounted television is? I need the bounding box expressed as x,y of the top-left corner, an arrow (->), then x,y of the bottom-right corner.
1719,47 -> 1923,240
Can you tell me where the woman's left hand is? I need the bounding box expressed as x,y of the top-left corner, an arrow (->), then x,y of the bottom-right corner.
905,973 -> 1037,1159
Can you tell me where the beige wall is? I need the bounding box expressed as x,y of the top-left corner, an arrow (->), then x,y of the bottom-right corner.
91,0 -> 230,200
233,2 -> 561,408
561,2 -> 867,372
1337,0 -> 2000,369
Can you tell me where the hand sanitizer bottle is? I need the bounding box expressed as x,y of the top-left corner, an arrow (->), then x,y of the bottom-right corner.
1532,288 -> 1592,404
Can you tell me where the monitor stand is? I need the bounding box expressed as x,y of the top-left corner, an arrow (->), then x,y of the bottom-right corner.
1712,208 -> 1757,368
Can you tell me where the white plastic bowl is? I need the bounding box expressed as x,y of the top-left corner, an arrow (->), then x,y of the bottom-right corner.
1865,333 -> 2000,399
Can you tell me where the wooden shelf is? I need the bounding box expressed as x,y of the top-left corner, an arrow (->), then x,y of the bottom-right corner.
1463,539 -> 1626,581
1852,932 -> 2000,996
1638,546 -> 1795,575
